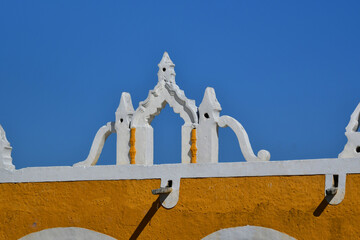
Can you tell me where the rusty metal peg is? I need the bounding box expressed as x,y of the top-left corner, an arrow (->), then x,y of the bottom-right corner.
152,187 -> 172,195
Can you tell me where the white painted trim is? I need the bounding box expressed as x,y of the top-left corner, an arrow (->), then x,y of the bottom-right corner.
19,227 -> 116,240
202,225 -> 296,240
0,158 -> 360,183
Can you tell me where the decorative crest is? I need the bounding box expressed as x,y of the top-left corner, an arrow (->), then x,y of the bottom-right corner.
74,52 -> 271,167
158,52 -> 176,84
0,125 -> 15,170
339,103 -> 360,158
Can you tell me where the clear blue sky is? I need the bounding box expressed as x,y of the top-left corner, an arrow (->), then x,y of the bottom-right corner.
0,1 -> 359,169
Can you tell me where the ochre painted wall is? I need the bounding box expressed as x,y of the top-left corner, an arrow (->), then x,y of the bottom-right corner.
0,175 -> 360,240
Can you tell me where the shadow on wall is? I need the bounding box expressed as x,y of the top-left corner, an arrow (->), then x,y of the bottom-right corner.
313,194 -> 334,217
129,197 -> 162,240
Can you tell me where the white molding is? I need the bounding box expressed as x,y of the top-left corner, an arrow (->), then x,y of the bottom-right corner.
1,158 -> 360,183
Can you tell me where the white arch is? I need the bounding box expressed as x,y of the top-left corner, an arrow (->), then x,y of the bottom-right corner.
131,81 -> 198,128
19,227 -> 116,240
130,52 -> 198,165
202,225 -> 296,240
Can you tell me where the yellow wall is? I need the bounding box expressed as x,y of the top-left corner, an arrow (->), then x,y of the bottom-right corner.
1,175 -> 360,240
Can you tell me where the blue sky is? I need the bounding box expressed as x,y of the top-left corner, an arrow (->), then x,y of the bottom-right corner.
0,1 -> 359,169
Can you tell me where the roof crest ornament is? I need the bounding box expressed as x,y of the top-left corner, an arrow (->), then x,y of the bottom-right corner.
0,125 -> 15,170
158,52 -> 176,84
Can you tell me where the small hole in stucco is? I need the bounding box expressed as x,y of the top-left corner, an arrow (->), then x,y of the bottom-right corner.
162,68 -> 166,72
120,118 -> 123,123
204,113 -> 210,119
333,175 -> 339,188
167,180 -> 173,187
356,146 -> 360,153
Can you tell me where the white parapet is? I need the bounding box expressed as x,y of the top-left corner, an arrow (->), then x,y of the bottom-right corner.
73,52 -> 273,166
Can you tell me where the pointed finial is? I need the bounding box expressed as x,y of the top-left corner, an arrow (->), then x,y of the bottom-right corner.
116,92 -> 134,126
158,52 -> 176,84
201,87 -> 222,111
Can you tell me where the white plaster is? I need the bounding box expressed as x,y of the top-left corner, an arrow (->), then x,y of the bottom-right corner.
0,125 -> 15,170
323,103 -> 360,205
218,116 -> 270,162
339,102 -> 360,158
133,125 -> 153,165
325,173 -> 346,205
158,51 -> 176,84
181,124 -> 194,164
115,92 -> 134,165
131,52 -> 198,164
1,158 -> 360,184
197,87 -> 222,163
159,177 -> 180,209
19,227 -> 116,240
202,225 -> 296,240
73,122 -> 115,167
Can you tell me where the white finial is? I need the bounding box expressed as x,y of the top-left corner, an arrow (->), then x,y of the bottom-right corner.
0,125 -> 15,170
116,92 -> 134,126
339,103 -> 360,158
158,52 -> 176,84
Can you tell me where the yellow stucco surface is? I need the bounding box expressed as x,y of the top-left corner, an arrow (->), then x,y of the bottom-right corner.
0,175 -> 360,240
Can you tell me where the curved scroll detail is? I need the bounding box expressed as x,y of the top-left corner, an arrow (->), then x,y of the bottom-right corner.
218,116 -> 270,162
73,122 -> 115,167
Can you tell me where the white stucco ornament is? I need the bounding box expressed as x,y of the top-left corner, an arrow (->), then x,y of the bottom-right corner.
74,52 -> 270,167
115,92 -> 134,165
324,103 -> 360,205
0,125 -> 15,170
339,103 -> 360,158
